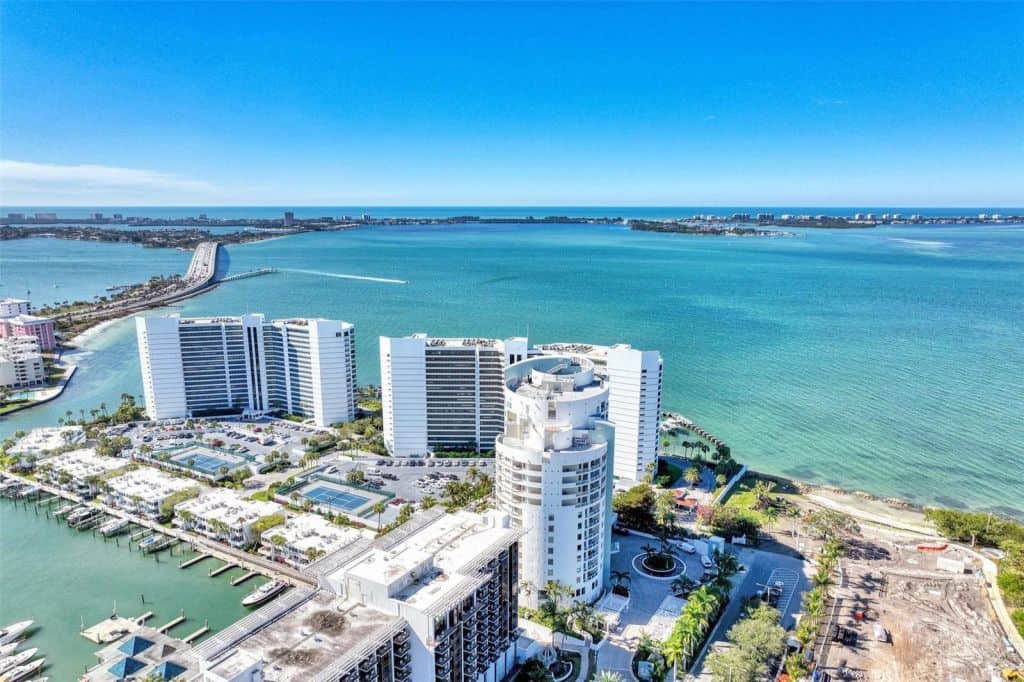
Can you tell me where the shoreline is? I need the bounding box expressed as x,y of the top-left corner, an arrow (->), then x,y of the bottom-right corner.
65,309 -> 143,347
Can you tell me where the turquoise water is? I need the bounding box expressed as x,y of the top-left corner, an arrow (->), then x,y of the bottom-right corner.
0,497 -> 265,680
1,223 -> 1022,517
0,237 -> 191,308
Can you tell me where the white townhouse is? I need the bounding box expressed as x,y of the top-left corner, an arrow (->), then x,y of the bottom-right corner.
38,448 -> 128,496
259,514 -> 369,568
102,467 -> 198,519
172,488 -> 283,548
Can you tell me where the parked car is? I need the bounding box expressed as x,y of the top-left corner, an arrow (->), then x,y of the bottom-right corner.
680,542 -> 697,554
700,555 -> 715,568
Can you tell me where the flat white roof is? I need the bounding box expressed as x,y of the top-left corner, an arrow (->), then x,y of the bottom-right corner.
335,510 -> 520,611
175,488 -> 282,525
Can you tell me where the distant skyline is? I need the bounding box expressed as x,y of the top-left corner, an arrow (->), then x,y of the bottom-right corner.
1,2 -> 1022,206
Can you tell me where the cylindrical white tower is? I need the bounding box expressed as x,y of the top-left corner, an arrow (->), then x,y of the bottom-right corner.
495,355 -> 615,607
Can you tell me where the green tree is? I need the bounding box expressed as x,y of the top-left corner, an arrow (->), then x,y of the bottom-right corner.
372,501 -> 387,531
612,484 -> 656,530
684,466 -> 702,487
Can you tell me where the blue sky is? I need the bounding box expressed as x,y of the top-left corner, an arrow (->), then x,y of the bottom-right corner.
1,1 -> 1022,206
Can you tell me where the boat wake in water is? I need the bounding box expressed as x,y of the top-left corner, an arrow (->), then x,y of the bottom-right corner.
282,268 -> 407,284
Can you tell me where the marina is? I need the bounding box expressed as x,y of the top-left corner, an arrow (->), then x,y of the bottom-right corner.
0,492 -> 267,680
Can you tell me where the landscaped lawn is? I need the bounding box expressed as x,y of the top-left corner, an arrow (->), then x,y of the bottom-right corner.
721,472 -> 801,525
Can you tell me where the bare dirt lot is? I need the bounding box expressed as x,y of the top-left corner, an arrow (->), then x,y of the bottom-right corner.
817,532 -> 1020,682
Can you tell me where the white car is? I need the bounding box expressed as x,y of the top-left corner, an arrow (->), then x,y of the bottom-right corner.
679,542 -> 697,554
700,555 -> 715,569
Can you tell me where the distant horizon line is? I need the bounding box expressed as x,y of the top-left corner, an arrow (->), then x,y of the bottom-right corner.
4,204 -> 1023,210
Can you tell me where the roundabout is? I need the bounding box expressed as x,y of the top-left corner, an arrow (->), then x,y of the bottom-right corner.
631,551 -> 687,581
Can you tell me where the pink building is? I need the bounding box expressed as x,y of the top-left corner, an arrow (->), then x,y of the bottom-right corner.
0,314 -> 56,351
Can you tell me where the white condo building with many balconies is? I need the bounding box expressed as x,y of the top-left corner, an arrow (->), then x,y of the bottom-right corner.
136,313 -> 356,426
534,343 -> 663,482
494,355 -> 614,606
380,334 -> 528,456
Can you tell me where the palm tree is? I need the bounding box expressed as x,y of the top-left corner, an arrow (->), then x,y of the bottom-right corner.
752,480 -> 777,509
670,575 -> 695,596
610,569 -> 632,588
596,672 -> 624,682
420,495 -> 437,510
372,501 -> 387,531
713,550 -> 740,579
764,505 -> 780,533
641,542 -> 658,558
684,466 -> 701,487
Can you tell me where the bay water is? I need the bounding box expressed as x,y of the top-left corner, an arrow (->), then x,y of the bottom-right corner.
2,222 -> 1022,517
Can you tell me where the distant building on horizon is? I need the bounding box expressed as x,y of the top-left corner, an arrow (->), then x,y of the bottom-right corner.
283,210 -> 294,227
136,313 -> 356,426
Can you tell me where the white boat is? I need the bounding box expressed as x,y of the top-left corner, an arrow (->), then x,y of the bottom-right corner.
137,535 -> 158,550
0,647 -> 15,661
242,579 -> 287,607
65,507 -> 92,523
0,657 -> 44,682
15,487 -> 39,499
99,518 -> 130,536
53,505 -> 79,519
0,622 -> 31,646
0,649 -> 37,675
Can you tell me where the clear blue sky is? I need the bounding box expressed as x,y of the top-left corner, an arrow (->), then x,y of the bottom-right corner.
1,1 -> 1022,206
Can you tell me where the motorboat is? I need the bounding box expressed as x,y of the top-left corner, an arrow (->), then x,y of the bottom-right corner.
15,487 -> 38,499
65,507 -> 93,524
0,644 -> 19,659
0,649 -> 37,675
99,518 -> 130,537
0,622 -> 32,646
242,579 -> 287,607
137,535 -> 159,551
53,505 -> 80,519
0,657 -> 44,682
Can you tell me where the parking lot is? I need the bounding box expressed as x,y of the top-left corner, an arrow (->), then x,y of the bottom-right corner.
315,455 -> 495,507
113,416 -> 319,466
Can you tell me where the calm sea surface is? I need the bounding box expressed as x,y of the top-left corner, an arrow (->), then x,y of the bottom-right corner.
2,222 -> 1023,520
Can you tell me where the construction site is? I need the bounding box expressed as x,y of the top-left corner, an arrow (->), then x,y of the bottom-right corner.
814,530 -> 1022,682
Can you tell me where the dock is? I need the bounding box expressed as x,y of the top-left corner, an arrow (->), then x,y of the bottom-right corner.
180,553 -> 213,569
81,615 -> 138,644
157,613 -> 186,633
136,611 -> 154,623
182,623 -> 210,643
208,562 -> 237,577
231,571 -> 259,586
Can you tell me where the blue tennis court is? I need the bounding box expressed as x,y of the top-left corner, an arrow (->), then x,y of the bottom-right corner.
303,485 -> 370,512
171,451 -> 241,475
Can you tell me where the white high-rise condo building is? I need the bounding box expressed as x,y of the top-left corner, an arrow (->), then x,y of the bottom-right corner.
136,313 -> 356,426
495,355 -> 614,605
380,334 -> 528,456
533,343 -> 663,482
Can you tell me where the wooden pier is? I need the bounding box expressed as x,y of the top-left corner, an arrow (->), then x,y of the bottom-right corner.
208,562 -> 237,577
180,553 -> 213,569
231,571 -> 259,586
157,613 -> 186,633
182,622 -> 210,643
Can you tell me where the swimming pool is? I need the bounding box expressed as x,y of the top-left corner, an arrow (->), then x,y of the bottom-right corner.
302,485 -> 370,512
